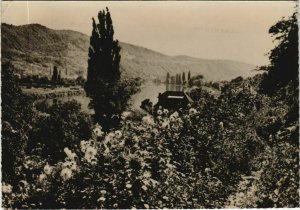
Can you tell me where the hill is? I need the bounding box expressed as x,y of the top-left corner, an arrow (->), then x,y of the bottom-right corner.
1,23 -> 256,81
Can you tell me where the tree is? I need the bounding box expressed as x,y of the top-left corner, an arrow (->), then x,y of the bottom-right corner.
171,76 -> 175,84
28,100 -> 92,162
260,11 -> 298,94
188,71 -> 191,81
2,62 -> 34,182
85,8 -> 121,87
52,66 -> 58,83
182,72 -> 186,84
166,72 -> 170,84
84,8 -> 140,130
178,74 -> 182,84
57,69 -> 61,82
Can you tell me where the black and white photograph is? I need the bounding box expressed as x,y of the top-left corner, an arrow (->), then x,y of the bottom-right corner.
1,1 -> 299,208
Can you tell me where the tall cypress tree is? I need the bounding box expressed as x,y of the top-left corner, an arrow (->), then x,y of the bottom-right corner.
85,8 -> 121,94
182,72 -> 186,83
166,72 -> 170,84
178,74 -> 182,84
52,66 -> 58,83
188,71 -> 191,81
84,8 -> 123,129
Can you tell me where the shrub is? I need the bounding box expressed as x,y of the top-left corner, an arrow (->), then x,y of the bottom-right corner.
27,100 -> 92,163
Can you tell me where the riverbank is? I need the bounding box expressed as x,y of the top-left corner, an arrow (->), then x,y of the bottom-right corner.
21,86 -> 85,100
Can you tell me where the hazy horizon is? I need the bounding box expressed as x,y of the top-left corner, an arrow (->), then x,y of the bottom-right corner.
1,1 -> 296,66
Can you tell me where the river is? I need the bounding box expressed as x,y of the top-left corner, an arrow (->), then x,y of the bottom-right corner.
130,82 -> 185,111
38,82 -> 184,113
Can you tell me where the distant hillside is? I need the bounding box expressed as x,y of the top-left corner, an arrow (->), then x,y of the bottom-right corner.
1,23 -> 256,81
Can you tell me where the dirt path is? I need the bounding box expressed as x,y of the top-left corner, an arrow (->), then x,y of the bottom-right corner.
224,170 -> 263,208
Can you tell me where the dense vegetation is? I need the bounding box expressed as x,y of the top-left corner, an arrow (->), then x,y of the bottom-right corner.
2,9 -> 298,209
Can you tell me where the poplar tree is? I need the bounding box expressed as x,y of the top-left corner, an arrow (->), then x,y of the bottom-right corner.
52,66 -> 58,83
166,72 -> 170,84
85,7 -> 121,89
84,8 -> 122,129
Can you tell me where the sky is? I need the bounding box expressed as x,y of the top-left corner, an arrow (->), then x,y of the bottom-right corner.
1,1 -> 296,66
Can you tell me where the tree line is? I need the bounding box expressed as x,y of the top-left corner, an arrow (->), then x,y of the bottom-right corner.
166,71 -> 191,85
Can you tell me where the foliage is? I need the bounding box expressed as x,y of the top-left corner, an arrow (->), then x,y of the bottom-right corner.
84,8 -> 140,130
2,69 -> 299,208
27,100 -> 93,162
3,77 -> 267,208
260,11 -> 298,93
1,62 -> 35,183
188,74 -> 204,87
51,66 -> 59,83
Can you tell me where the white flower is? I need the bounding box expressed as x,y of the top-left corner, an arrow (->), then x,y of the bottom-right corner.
19,180 -> 28,189
115,130 -> 122,139
63,161 -> 72,169
90,157 -> 98,166
39,174 -> 47,183
98,196 -> 106,202
80,140 -> 89,153
189,108 -> 198,115
126,183 -> 132,189
100,190 -> 107,195
60,168 -> 72,181
144,204 -> 150,209
44,164 -> 53,175
70,161 -> 77,171
171,111 -> 179,118
205,168 -> 211,173
161,120 -> 170,129
64,147 -> 72,157
94,123 -> 102,132
84,154 -> 93,162
219,121 -> 224,130
93,127 -> 104,137
80,140 -> 87,148
132,136 -> 139,142
163,109 -> 169,114
170,115 -> 176,122
142,115 -> 154,125
2,183 -> 12,194
105,132 -> 115,142
121,111 -> 132,120
64,148 -> 77,161
86,146 -> 97,157
84,146 -> 97,163
157,110 -> 162,115
70,152 -> 77,160
143,171 -> 152,178
142,185 -> 148,191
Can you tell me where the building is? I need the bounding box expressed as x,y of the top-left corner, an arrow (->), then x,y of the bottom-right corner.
155,91 -> 193,110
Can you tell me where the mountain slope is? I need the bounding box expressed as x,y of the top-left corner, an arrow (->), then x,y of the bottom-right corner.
1,23 -> 256,81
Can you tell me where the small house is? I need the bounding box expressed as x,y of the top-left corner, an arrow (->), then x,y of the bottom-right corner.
155,91 -> 193,110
